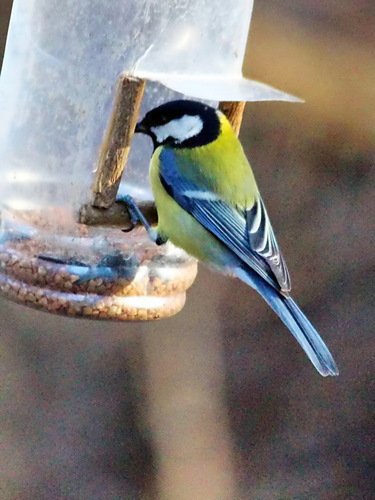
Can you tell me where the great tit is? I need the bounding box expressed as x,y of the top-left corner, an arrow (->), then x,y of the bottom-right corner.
128,99 -> 338,377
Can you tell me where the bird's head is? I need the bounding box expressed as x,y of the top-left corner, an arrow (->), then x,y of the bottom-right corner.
135,100 -> 221,149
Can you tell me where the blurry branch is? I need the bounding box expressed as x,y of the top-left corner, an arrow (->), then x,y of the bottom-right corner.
245,11 -> 375,144
142,325 -> 236,500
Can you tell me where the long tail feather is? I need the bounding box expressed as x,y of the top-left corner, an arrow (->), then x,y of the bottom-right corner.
237,269 -> 339,376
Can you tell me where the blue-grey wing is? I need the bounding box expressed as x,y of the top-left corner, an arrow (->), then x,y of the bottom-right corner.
159,148 -> 285,291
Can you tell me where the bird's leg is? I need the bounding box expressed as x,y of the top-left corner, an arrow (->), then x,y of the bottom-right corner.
119,194 -> 167,245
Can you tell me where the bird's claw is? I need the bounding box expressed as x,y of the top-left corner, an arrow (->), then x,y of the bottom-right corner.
118,194 -> 140,227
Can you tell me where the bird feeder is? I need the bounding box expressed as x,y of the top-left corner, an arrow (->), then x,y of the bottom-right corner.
0,0 -> 298,321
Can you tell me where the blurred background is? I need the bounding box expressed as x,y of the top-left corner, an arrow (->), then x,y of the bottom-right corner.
0,1 -> 373,499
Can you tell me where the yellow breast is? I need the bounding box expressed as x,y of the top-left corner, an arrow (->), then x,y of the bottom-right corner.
149,148 -> 232,265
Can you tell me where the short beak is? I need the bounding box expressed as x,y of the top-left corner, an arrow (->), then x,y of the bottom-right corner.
135,121 -> 148,134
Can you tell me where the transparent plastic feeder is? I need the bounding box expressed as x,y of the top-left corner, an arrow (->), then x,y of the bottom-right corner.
0,0 -> 298,321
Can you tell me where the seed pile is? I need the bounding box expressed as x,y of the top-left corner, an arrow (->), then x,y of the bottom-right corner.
0,210 -> 197,320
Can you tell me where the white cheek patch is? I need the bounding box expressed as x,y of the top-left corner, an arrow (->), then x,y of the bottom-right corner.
151,114 -> 203,144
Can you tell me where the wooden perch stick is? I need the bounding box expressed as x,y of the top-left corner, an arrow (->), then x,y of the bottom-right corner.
79,200 -> 157,227
219,101 -> 246,136
81,93 -> 246,227
92,74 -> 145,208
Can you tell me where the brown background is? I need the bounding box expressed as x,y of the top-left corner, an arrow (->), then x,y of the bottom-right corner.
0,1 -> 374,498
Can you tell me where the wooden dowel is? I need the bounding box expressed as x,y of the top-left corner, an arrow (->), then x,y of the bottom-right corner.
83,94 -> 246,226
92,74 -> 145,208
219,101 -> 246,136
79,200 -> 157,227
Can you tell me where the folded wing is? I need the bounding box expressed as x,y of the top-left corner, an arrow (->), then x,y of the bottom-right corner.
159,148 -> 290,292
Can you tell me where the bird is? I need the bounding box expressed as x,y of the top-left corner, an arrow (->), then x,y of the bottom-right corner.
125,99 -> 338,376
